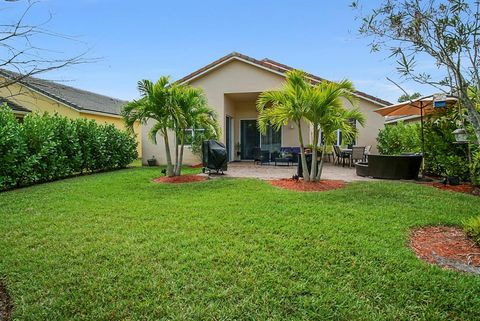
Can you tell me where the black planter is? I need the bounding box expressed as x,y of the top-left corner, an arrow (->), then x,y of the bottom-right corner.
365,154 -> 422,180
355,162 -> 369,177
297,154 -> 319,177
147,158 -> 157,166
448,176 -> 460,186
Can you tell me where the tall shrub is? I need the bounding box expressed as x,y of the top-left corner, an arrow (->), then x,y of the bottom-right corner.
0,104 -> 30,188
423,115 -> 470,180
377,121 -> 421,155
0,106 -> 138,190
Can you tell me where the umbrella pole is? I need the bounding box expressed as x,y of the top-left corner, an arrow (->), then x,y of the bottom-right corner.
420,102 -> 425,179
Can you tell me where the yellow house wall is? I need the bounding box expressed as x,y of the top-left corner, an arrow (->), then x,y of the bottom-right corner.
0,80 -> 80,118
1,78 -> 142,157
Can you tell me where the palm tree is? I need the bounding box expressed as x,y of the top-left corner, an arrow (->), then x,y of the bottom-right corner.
257,71 -> 365,182
172,85 -> 219,176
257,70 -> 311,180
122,77 -> 180,177
304,79 -> 365,181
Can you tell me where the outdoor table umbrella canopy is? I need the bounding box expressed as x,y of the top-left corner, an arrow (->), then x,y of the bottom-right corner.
374,94 -> 458,177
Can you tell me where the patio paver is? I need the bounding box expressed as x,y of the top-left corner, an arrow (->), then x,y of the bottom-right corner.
223,161 -> 373,182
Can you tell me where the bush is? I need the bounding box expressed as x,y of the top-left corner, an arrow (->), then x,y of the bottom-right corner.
471,150 -> 480,186
377,121 -> 421,155
423,115 -> 470,180
0,105 -> 138,190
464,216 -> 480,245
377,114 -> 472,181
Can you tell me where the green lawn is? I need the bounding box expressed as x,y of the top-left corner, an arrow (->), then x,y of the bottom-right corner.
1,167 -> 480,320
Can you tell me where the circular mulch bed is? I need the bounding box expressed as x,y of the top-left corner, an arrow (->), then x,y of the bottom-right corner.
0,280 -> 12,321
152,175 -> 208,184
410,226 -> 480,274
428,182 -> 479,195
268,179 -> 346,192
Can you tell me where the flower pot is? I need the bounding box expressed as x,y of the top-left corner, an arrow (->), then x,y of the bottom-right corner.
147,158 -> 157,166
447,176 -> 460,186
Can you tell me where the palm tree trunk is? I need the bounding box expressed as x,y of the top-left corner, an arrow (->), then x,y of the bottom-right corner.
309,125 -> 319,181
297,120 -> 310,181
316,143 -> 327,181
163,129 -> 174,177
174,131 -> 180,174
176,134 -> 185,176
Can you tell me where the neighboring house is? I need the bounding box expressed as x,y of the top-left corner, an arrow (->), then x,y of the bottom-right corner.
142,52 -> 391,165
0,70 -> 141,157
385,115 -> 421,125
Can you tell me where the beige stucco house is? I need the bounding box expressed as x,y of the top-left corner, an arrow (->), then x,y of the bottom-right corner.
142,52 -> 391,165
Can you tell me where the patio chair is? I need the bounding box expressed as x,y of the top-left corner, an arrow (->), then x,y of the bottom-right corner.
333,145 -> 350,167
351,146 -> 365,166
253,147 -> 269,165
364,145 -> 372,162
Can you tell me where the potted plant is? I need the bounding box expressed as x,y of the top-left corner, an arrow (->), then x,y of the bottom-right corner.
444,155 -> 462,185
147,155 -> 157,167
235,142 -> 241,159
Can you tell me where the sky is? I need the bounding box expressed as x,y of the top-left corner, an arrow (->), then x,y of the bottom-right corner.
4,0 -> 438,103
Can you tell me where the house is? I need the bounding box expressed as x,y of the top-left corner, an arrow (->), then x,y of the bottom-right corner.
0,69 -> 142,157
142,52 -> 391,165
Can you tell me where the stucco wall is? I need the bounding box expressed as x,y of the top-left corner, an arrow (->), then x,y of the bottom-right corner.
341,96 -> 385,153
1,79 -> 142,157
141,58 -> 388,165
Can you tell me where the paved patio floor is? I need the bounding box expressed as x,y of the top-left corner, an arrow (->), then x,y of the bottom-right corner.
222,161 -> 372,182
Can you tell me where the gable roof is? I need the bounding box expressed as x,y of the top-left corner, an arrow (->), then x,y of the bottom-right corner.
177,52 -> 392,107
0,69 -> 127,116
0,97 -> 31,114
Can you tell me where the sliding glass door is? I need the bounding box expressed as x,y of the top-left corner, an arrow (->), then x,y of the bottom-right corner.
261,125 -> 281,153
240,120 -> 260,160
240,120 -> 282,159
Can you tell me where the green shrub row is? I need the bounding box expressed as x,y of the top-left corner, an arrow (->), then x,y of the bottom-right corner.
0,104 -> 138,190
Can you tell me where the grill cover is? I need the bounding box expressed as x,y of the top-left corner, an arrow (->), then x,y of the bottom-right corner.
202,140 -> 228,172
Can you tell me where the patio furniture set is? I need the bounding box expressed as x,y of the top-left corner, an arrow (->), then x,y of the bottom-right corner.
252,145 -> 372,167
332,145 -> 371,167
253,147 -> 300,166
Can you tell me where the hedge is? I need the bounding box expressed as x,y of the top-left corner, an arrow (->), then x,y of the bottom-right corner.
0,104 -> 138,190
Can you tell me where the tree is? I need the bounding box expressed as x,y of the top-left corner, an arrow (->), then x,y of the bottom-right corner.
123,77 -> 219,177
398,92 -> 422,103
304,80 -> 365,181
172,85 -> 219,176
257,70 -> 365,182
353,0 -> 480,145
122,77 -> 180,177
0,1 -> 90,91
257,70 -> 311,180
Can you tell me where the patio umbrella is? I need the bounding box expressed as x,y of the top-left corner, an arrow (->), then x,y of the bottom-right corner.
374,94 -> 458,177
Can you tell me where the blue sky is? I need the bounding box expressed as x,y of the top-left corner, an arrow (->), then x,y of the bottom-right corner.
6,0 -> 435,103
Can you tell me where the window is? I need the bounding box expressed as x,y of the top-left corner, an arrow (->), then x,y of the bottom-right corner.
177,128 -> 204,146
260,125 -> 281,153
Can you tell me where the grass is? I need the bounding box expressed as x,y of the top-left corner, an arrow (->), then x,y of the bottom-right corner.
1,167 -> 480,320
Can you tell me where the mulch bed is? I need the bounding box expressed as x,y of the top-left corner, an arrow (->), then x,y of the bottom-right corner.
0,280 -> 12,321
268,178 -> 346,192
152,175 -> 208,184
427,182 -> 479,195
410,226 -> 480,274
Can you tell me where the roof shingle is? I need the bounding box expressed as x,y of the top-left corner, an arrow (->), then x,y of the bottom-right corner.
0,70 -> 127,116
177,52 -> 392,106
